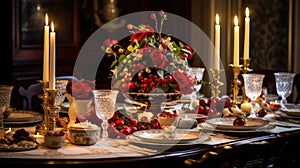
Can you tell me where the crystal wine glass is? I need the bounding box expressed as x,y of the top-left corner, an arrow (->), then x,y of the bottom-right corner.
93,90 -> 119,139
274,72 -> 295,109
54,80 -> 69,106
242,74 -> 265,118
188,67 -> 205,109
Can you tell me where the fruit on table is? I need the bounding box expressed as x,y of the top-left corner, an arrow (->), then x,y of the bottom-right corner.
269,101 -> 281,111
257,108 -> 267,117
233,117 -> 246,126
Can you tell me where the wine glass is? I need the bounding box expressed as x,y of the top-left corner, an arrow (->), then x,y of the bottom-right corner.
242,74 -> 265,118
93,90 -> 119,139
188,67 -> 205,109
274,72 -> 295,109
55,80 -> 69,106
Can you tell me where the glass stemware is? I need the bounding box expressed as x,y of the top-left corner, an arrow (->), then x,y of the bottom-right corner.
242,74 -> 265,118
93,90 -> 119,139
54,80 -> 69,106
188,67 -> 205,109
274,72 -> 295,109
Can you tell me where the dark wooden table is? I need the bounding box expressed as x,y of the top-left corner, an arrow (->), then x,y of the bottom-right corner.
1,128 -> 300,168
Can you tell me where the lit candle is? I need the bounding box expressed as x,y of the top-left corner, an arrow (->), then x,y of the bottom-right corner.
33,132 -> 44,144
43,13 -> 49,83
233,15 -> 239,66
214,14 -> 220,70
243,7 -> 250,60
49,21 -> 56,90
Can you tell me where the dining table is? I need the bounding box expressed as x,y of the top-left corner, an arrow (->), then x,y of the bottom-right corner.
1,101 -> 300,168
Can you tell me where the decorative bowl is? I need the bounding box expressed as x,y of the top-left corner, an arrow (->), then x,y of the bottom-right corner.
44,130 -> 66,148
68,122 -> 101,146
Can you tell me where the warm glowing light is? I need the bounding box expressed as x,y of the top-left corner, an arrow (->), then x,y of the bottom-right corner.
246,7 -> 250,17
234,15 -> 238,26
45,13 -> 48,25
51,21 -> 54,32
216,14 -> 219,25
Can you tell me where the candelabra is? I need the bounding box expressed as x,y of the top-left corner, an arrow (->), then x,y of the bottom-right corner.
210,68 -> 224,99
36,82 -> 49,134
47,89 -> 61,131
241,59 -> 252,103
229,64 -> 242,108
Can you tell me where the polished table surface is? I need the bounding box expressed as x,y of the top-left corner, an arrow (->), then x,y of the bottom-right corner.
1,110 -> 300,167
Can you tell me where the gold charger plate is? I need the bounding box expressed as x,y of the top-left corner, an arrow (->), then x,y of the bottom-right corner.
205,117 -> 270,131
3,110 -> 42,126
4,110 -> 35,122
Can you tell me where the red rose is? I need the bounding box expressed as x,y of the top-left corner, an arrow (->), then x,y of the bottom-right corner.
102,38 -> 117,49
130,25 -> 154,43
139,46 -> 152,56
172,69 -> 194,94
68,80 -> 94,99
151,49 -> 169,69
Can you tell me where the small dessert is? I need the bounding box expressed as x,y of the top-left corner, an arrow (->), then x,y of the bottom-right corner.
231,107 -> 246,126
269,101 -> 281,111
157,109 -> 179,132
233,117 -> 246,126
257,108 -> 268,117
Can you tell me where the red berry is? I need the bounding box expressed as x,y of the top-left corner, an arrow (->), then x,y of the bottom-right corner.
207,98 -> 217,109
199,98 -> 207,107
233,117 -> 245,126
195,105 -> 205,114
257,109 -> 267,117
115,119 -> 124,126
130,118 -> 138,126
128,81 -> 135,91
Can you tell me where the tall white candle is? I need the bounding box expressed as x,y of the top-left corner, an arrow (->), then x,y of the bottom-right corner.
43,13 -> 49,83
243,7 -> 250,60
214,14 -> 220,70
233,15 -> 239,66
49,22 -> 56,90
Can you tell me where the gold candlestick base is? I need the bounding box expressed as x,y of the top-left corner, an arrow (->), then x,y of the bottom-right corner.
47,89 -> 61,131
210,68 -> 224,99
229,64 -> 242,108
241,59 -> 253,103
36,81 -> 49,134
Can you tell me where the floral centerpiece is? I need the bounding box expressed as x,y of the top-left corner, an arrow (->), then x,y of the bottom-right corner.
102,11 -> 196,104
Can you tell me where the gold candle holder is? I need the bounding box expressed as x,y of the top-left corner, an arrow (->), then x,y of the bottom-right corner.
229,64 -> 242,108
36,81 -> 49,134
210,68 -> 224,99
47,89 -> 61,131
241,58 -> 253,103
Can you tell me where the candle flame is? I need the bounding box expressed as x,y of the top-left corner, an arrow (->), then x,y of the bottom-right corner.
51,21 -> 54,32
246,7 -> 250,17
216,14 -> 219,25
234,15 -> 238,26
37,132 -> 40,136
45,13 -> 48,25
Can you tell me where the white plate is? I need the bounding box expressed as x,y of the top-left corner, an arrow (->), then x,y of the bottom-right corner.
3,111 -> 42,126
280,108 -> 300,117
0,141 -> 39,152
132,129 -> 202,144
4,111 -> 34,122
126,131 -> 209,148
275,111 -> 300,120
205,117 -> 270,131
198,122 -> 275,134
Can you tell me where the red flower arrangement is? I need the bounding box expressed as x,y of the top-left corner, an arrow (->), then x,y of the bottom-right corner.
102,11 -> 195,95
66,80 -> 95,100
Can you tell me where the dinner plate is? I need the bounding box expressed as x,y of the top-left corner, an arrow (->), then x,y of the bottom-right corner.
3,110 -> 42,126
205,117 -> 270,131
126,131 -> 209,149
275,111 -> 300,120
132,129 -> 202,144
0,142 -> 39,152
280,107 -> 300,117
4,110 -> 35,122
198,122 -> 275,134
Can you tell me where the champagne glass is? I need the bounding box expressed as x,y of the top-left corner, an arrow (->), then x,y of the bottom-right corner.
93,90 -> 119,139
242,74 -> 265,118
274,72 -> 295,109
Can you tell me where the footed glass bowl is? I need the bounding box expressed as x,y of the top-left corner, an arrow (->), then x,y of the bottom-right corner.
123,92 -> 182,115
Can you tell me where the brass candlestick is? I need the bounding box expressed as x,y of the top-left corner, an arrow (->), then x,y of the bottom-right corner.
229,64 -> 242,108
36,81 -> 49,134
47,89 -> 61,131
210,68 -> 224,99
241,58 -> 253,103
